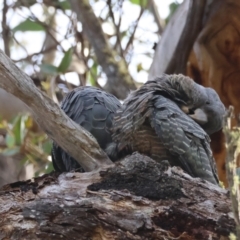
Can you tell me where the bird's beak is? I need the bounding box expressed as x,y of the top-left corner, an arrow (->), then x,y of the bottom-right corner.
181,106 -> 208,124
189,108 -> 208,124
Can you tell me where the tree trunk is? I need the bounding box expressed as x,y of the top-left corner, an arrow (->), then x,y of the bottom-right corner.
0,153 -> 235,240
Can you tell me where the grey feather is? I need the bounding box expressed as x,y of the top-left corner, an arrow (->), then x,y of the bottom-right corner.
52,86 -> 122,172
110,74 -> 225,185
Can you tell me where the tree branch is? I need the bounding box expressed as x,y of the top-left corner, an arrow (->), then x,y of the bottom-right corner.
165,0 -> 207,74
69,0 -> 136,99
107,0 -> 124,58
13,43 -> 58,63
124,8 -> 144,57
148,0 -> 164,36
0,49 -> 112,172
0,153 -> 235,239
2,0 -> 10,57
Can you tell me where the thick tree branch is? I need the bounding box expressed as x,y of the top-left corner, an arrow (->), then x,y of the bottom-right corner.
165,0 -> 207,74
69,0 -> 136,99
0,50 -> 112,172
0,154 -> 235,239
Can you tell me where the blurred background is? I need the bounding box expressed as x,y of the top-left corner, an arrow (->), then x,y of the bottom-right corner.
0,0 -> 238,187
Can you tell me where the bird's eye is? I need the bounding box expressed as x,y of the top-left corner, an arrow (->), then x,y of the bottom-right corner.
206,101 -> 210,105
189,108 -> 195,114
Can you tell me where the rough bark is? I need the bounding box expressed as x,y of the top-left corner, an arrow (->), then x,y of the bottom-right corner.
186,0 -> 240,187
223,107 -> 240,238
0,49 -> 112,172
165,0 -> 207,74
0,153 -> 235,240
69,0 -> 136,99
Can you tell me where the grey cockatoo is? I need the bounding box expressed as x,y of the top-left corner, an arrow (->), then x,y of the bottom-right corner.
108,74 -> 225,185
51,86 -> 122,172
51,75 -> 225,185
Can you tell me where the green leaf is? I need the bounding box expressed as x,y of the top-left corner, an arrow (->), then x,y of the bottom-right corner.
45,162 -> 54,174
130,0 -> 147,7
2,147 -> 20,156
13,19 -> 45,33
87,62 -> 98,86
137,63 -> 143,72
42,141 -> 52,154
40,63 -> 58,75
12,116 -> 22,145
165,2 -> 180,24
6,133 -> 16,148
12,115 -> 27,145
58,0 -> 71,10
58,48 -> 73,73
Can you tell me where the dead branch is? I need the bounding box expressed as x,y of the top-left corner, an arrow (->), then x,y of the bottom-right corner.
0,153 -> 235,240
0,49 -> 112,172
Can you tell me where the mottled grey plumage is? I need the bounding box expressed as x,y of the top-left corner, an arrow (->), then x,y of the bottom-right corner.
109,74 -> 225,185
52,86 -> 122,172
